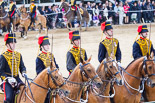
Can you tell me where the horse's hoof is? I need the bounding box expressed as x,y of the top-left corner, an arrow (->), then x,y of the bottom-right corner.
24,36 -> 27,40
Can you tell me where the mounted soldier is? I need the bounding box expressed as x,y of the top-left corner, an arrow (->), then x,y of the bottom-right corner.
0,0 -> 7,9
66,30 -> 87,75
29,0 -> 36,28
0,33 -> 27,103
36,36 -> 59,75
9,0 -> 16,23
98,21 -> 122,66
71,0 -> 78,18
132,25 -> 155,59
36,36 -> 59,103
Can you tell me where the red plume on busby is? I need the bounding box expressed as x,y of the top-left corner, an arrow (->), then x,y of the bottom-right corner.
38,36 -> 44,45
4,33 -> 9,42
69,31 -> 73,40
137,25 -> 143,33
101,22 -> 106,31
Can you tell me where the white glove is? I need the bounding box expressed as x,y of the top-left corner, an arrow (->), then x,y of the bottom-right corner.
117,62 -> 121,67
7,77 -> 17,88
22,73 -> 27,78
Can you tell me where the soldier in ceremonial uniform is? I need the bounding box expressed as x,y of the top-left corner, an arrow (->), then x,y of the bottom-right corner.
66,31 -> 87,74
98,21 -> 121,66
132,25 -> 155,59
36,36 -> 59,75
71,0 -> 78,17
0,0 -> 7,8
9,0 -> 16,23
0,33 -> 27,103
29,0 -> 36,26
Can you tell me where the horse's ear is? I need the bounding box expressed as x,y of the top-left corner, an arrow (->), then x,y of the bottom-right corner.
105,53 -> 109,61
50,61 -> 53,68
80,57 -> 85,65
87,55 -> 92,62
147,53 -> 150,59
151,52 -> 154,59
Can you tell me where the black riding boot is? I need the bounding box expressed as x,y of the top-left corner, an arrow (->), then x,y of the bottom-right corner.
3,100 -> 9,103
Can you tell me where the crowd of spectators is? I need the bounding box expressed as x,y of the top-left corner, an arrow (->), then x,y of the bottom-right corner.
37,0 -> 155,29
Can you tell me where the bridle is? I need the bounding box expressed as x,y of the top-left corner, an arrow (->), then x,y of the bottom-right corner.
120,56 -> 155,95
62,62 -> 100,103
47,67 -> 65,88
103,60 -> 120,80
79,63 -> 99,82
25,67 -> 67,103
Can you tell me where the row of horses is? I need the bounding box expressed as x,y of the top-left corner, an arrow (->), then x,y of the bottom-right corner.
0,5 -> 47,39
0,52 -> 155,103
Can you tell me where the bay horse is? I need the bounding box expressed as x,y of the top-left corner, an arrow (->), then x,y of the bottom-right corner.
112,53 -> 155,103
50,56 -> 102,103
0,61 -> 69,103
18,5 -> 31,39
60,1 -> 89,31
82,56 -> 123,103
0,5 -> 11,34
33,14 -> 48,38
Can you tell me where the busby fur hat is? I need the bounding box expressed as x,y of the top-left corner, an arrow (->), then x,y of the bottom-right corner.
38,36 -> 50,46
137,25 -> 148,34
69,31 -> 80,43
101,21 -> 113,32
4,33 -> 16,44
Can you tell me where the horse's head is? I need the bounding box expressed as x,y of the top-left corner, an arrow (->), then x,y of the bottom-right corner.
60,1 -> 68,12
142,53 -> 155,87
47,61 -> 69,97
19,5 -> 27,13
78,56 -> 102,88
97,56 -> 123,86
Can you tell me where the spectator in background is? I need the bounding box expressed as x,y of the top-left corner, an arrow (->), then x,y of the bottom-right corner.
105,0 -> 109,7
146,0 -> 153,22
103,4 -> 108,20
93,5 -> 99,16
107,2 -> 114,22
87,2 -> 93,26
39,6 -> 46,16
93,13 -> 99,26
137,0 -> 142,23
151,1 -> 155,22
114,4 -> 119,24
132,2 -> 138,24
124,1 -> 130,24
118,1 -> 124,25
141,0 -> 147,23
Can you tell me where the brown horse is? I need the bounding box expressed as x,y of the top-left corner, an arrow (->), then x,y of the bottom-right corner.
82,56 -> 123,103
33,14 -> 48,38
0,5 -> 11,34
112,53 -> 155,103
0,61 -> 69,103
60,1 -> 89,31
50,56 -> 102,103
142,53 -> 155,102
18,5 -> 31,39
12,13 -> 21,32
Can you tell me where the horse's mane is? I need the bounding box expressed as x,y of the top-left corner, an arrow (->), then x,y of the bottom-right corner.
67,64 -> 80,80
125,57 -> 143,70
